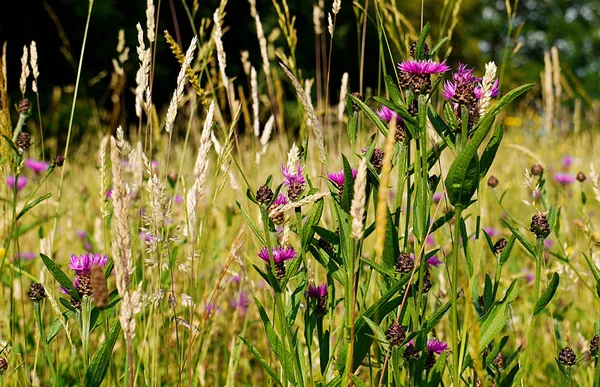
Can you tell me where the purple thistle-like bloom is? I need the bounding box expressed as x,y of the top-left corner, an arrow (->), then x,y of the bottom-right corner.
174,195 -> 184,204
561,155 -> 574,170
442,63 -> 480,101
105,189 -> 113,199
427,338 -> 448,354
328,168 -> 357,187
257,246 -> 297,263
18,252 -> 36,260
7,176 -> 27,191
377,106 -> 402,123
273,194 -> 289,206
308,284 -> 328,299
474,79 -> 499,99
25,159 -> 50,173
69,253 -> 108,275
281,164 -> 306,187
427,256 -> 443,267
398,59 -> 450,75
554,172 -> 575,185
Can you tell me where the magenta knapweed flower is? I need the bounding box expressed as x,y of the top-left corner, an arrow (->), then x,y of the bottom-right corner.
69,253 -> 108,275
427,338 -> 448,354
427,256 -> 443,267
281,164 -> 306,187
17,252 -> 36,260
554,172 -> 575,185
544,239 -> 554,249
273,194 -> 289,206
76,230 -> 87,239
25,159 -> 50,173
174,195 -> 184,204
327,168 -> 357,187
442,63 -> 480,101
105,189 -> 113,199
377,106 -> 401,123
561,155 -> 573,170
308,284 -> 328,299
398,59 -> 450,75
483,227 -> 499,238
474,79 -> 499,99
257,246 -> 297,263
7,176 -> 27,191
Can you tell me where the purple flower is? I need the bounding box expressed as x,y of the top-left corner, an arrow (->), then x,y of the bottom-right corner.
474,79 -> 499,99
398,59 -> 450,75
442,63 -> 480,101
377,106 -> 402,123
69,253 -> 108,275
273,194 -> 289,206
105,189 -> 113,199
308,284 -> 328,299
76,230 -> 87,239
17,252 -> 36,260
231,291 -> 250,314
426,234 -> 435,247
426,256 -> 443,267
257,246 -> 297,263
554,172 -> 575,185
151,160 -> 159,168
561,155 -> 573,170
327,168 -> 357,187
174,195 -> 184,204
281,164 -> 306,187
7,176 -> 27,191
544,239 -> 554,249
25,159 -> 50,173
483,227 -> 499,238
432,192 -> 443,202
521,269 -> 535,283
427,338 -> 448,354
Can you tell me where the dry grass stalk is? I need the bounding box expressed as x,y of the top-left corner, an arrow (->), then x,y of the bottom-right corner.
478,61 -> 497,116
251,66 -> 260,137
30,42 -> 39,93
146,0 -> 156,43
165,37 -> 197,134
338,72 -> 348,123
350,157 -> 367,239
269,192 -> 329,217
542,51 -> 554,132
374,119 -> 397,258
280,63 -> 326,163
19,46 -> 30,97
255,115 -> 274,164
135,23 -> 151,119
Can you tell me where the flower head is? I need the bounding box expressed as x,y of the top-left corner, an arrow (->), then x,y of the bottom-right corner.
273,194 -> 289,206
426,256 -> 443,267
25,159 -> 50,173
398,59 -> 450,75
442,63 -> 480,103
474,79 -> 499,99
75,230 -> 87,239
281,164 -> 306,187
308,284 -> 328,299
69,253 -> 108,276
328,168 -> 357,187
554,172 -> 575,185
7,176 -> 27,191
257,246 -> 297,263
427,338 -> 448,354
561,155 -> 574,170
377,106 -> 402,123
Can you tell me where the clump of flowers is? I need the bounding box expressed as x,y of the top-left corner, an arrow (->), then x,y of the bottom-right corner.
398,59 -> 450,95
281,164 -> 306,201
7,176 -> 27,191
327,168 -> 357,199
269,194 -> 288,225
257,246 -> 297,279
63,253 -> 108,308
307,284 -> 328,316
25,159 -> 50,174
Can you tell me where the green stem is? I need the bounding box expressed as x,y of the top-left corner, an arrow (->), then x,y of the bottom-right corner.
33,301 -> 55,379
81,296 -> 92,370
451,206 -> 463,386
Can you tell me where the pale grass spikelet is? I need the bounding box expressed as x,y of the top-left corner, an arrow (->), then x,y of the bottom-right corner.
542,51 -> 554,131
287,142 -> 300,172
338,72 -> 348,123
375,119 -> 396,258
590,163 -> 600,204
143,175 -> 173,271
551,46 -> 561,101
19,46 -> 30,96
313,5 -> 323,35
255,115 -> 274,164
99,135 -> 110,219
251,66 -> 260,137
478,61 -> 497,116
212,10 -> 229,92
269,192 -> 329,217
29,41 -> 39,93
164,37 -> 197,134
522,168 -> 540,207
328,13 -> 334,36
280,63 -> 326,163
146,0 -> 156,43
135,23 -> 151,118
426,117 -> 442,144
351,157 -> 367,239
332,0 -> 341,14
241,51 -> 251,75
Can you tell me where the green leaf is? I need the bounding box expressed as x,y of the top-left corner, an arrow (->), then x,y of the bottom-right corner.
427,37 -> 449,59
39,253 -> 80,301
415,22 -> 431,60
236,202 -> 267,246
480,83 -> 536,121
255,298 -> 296,384
240,337 -> 283,386
349,95 -> 390,137
444,102 -> 459,132
372,96 -> 420,134
83,320 -> 121,387
583,253 -> 600,283
381,210 -> 400,270
479,125 -> 504,179
502,219 -> 535,257
347,113 -> 358,144
428,107 -> 455,152
17,193 -> 52,220
47,311 -> 74,343
312,226 -> 340,246
424,300 -> 452,332
478,279 -> 519,351
385,74 -> 402,106
341,155 -> 355,212
302,198 -> 323,248
533,273 -> 559,315
484,336 -> 509,368
362,316 -> 388,344
499,234 -> 517,266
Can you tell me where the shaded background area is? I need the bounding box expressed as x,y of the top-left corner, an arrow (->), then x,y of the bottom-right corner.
0,0 -> 598,143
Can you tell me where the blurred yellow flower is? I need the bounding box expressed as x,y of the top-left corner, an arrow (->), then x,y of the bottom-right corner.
503,116 -> 522,126
0,247 -> 5,260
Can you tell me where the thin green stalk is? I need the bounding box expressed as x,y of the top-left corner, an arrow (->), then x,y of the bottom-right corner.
33,301 -> 55,379
451,206 -> 463,386
81,296 -> 92,370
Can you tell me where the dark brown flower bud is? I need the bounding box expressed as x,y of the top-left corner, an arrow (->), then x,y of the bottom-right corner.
385,322 -> 405,346
577,172 -> 586,182
487,175 -> 499,188
531,164 -> 544,176
408,99 -> 419,117
0,357 -> 7,372
558,346 -> 576,366
493,352 -> 506,369
493,238 -> 508,254
370,149 -> 384,174
425,351 -> 436,370
91,264 -> 108,309
590,334 -> 599,356
17,98 -> 30,114
530,212 -> 551,239
269,204 -> 285,225
394,124 -> 407,143
351,92 -> 364,111
256,185 -> 274,204
274,261 -> 286,279
287,183 -> 304,201
53,155 -> 65,167
16,132 -> 31,151
76,274 -> 93,296
410,40 -> 430,58
28,283 -> 46,301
